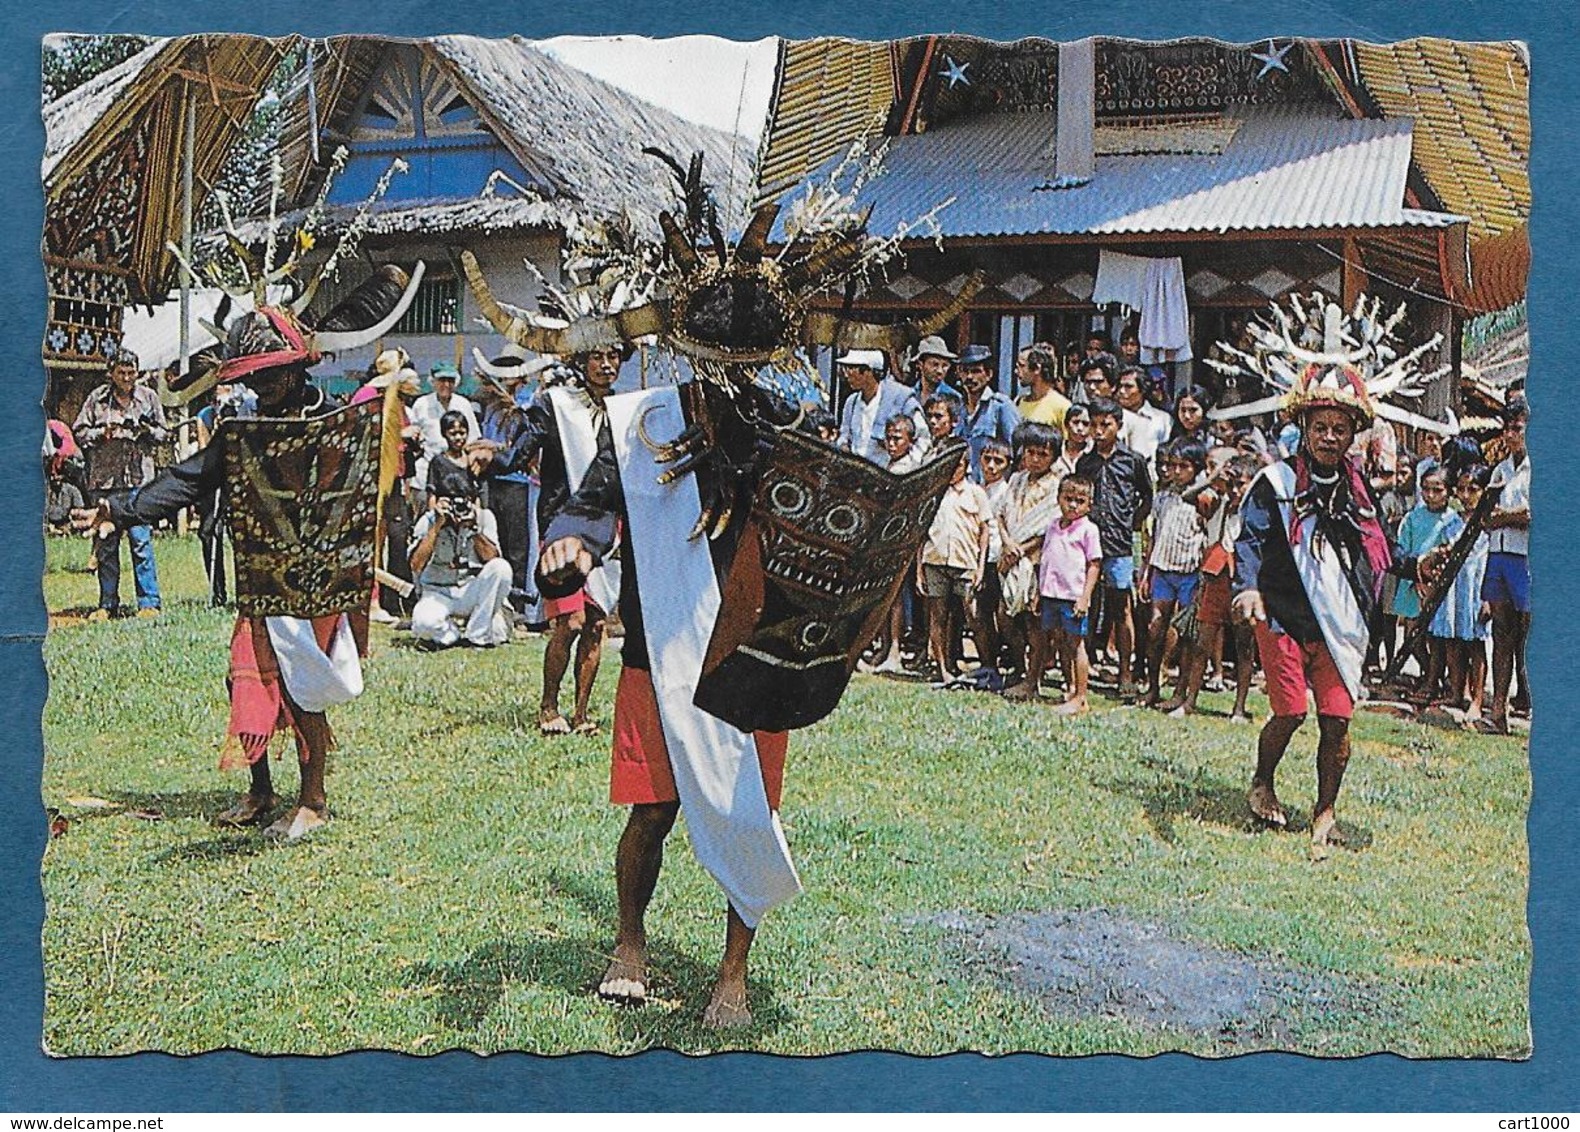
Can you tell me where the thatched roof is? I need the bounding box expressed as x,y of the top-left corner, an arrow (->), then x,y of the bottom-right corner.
273,36 -> 757,237
42,35 -> 289,301
41,37 -> 167,182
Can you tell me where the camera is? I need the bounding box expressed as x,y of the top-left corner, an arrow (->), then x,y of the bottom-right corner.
448,497 -> 476,525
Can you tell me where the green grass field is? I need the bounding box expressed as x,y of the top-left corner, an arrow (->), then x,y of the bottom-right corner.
40,534 -> 1531,1057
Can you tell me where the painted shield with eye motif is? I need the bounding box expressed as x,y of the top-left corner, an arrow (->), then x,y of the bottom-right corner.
695,427 -> 966,731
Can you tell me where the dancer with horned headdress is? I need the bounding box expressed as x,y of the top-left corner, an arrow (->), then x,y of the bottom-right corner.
466,145 -> 979,1025
469,336 -> 624,737
75,156 -> 424,839
1209,292 -> 1451,857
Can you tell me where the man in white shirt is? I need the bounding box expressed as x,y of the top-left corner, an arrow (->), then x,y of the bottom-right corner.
835,349 -> 926,464
411,362 -> 480,493
407,469 -> 513,649
1480,398 -> 1531,733
1115,365 -> 1171,468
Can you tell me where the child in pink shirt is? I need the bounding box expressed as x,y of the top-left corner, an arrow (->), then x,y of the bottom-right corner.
1013,474 -> 1102,712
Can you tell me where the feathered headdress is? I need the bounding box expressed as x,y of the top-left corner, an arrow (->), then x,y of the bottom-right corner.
1207,291 -> 1456,436
462,142 -> 983,378
164,148 -> 427,404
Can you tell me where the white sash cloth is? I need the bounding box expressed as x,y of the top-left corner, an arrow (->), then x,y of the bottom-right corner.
264,614 -> 363,713
608,386 -> 802,928
1262,462 -> 1368,703
550,387 -> 622,615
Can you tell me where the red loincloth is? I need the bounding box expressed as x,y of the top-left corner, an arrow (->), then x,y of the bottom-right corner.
221,614 -> 344,770
610,666 -> 786,809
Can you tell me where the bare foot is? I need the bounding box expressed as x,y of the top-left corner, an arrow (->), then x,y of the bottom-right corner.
1140,688 -> 1161,708
597,942 -> 647,1006
1157,696 -> 1187,715
1309,811 -> 1346,860
263,805 -> 327,841
1247,781 -> 1288,828
1165,703 -> 1193,719
539,707 -> 571,736
215,792 -> 281,828
702,973 -> 752,1029
1228,710 -> 1254,724
1002,680 -> 1040,702
1051,698 -> 1089,716
571,716 -> 600,735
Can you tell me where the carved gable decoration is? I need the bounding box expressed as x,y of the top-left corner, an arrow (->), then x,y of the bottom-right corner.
350,44 -> 487,143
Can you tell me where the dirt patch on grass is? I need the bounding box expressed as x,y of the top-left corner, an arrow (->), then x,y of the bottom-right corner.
921,908 -> 1361,1050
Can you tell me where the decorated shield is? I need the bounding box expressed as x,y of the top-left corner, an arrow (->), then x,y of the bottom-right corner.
694,429 -> 966,732
223,400 -> 382,618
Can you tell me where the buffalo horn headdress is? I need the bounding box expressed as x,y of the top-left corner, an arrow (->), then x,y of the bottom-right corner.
463,143 -> 984,376
165,149 -> 425,405
1206,291 -> 1456,435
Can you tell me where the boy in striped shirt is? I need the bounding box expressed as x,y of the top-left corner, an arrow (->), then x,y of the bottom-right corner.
1141,437 -> 1211,707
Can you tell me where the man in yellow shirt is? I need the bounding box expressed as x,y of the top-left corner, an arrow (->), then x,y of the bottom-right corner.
1015,343 -> 1071,435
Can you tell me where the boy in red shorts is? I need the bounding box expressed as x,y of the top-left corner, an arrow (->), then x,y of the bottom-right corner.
1162,453 -> 1260,720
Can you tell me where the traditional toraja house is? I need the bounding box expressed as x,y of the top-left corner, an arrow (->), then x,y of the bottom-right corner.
1330,41 -> 1531,419
754,36 -> 1529,418
233,35 -> 756,385
1332,40 -> 1530,319
42,35 -> 287,420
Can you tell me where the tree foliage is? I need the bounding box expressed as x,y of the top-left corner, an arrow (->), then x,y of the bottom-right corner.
200,46 -> 307,229
42,34 -> 154,104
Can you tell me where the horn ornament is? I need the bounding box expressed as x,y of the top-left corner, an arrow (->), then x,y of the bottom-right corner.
313,261 -> 427,353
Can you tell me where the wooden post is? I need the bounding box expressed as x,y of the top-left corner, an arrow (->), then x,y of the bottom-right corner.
178,86 -> 196,376
1340,236 -> 1366,307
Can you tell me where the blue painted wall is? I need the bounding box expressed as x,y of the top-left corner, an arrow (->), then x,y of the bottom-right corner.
326,43 -> 547,205
331,144 -> 539,202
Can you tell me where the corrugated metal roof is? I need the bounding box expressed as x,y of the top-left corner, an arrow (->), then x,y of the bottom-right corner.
781,105 -> 1465,240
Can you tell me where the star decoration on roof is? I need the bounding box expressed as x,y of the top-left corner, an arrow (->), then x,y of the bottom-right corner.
1250,39 -> 1293,79
938,54 -> 972,89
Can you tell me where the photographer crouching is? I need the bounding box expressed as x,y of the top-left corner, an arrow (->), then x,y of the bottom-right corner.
407,461 -> 513,649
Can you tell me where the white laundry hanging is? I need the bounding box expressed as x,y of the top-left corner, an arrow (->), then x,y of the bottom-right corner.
1139,256 -> 1193,364
1093,250 -> 1194,364
1092,249 -> 1151,314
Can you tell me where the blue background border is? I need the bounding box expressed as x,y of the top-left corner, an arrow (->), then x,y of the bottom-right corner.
3,0 -> 1573,1112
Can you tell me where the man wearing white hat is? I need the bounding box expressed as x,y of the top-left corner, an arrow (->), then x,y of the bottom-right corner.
835,348 -> 927,466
